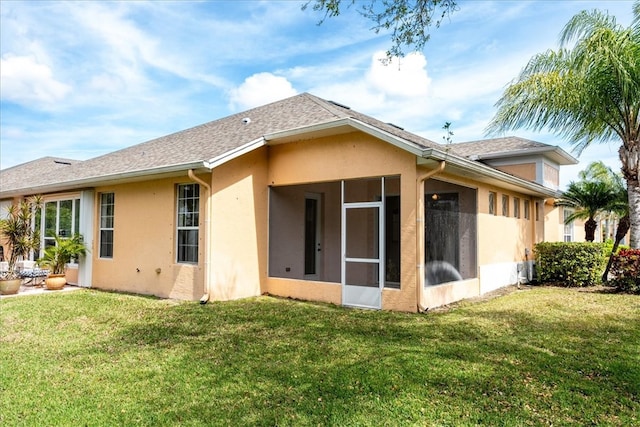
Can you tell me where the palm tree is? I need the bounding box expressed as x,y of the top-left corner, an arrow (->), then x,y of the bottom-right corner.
594,166 -> 631,281
487,2 -> 640,248
554,180 -> 616,242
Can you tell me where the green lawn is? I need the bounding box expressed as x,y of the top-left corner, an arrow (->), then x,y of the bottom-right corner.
1,287 -> 638,426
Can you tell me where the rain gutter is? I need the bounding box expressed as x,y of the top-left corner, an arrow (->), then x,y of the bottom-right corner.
421,148 -> 560,199
188,169 -> 213,304
0,161 -> 211,199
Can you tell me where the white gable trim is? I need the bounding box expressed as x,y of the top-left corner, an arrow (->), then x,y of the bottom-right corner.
206,137 -> 267,169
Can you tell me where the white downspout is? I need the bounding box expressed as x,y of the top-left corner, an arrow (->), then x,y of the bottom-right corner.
416,161 -> 446,312
188,169 -> 212,304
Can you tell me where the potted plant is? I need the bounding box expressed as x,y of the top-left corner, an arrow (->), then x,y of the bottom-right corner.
0,196 -> 42,295
38,233 -> 87,290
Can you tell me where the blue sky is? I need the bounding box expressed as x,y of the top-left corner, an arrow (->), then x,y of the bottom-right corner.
0,0 -> 634,188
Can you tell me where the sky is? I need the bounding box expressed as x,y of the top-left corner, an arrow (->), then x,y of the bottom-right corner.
0,0 -> 635,188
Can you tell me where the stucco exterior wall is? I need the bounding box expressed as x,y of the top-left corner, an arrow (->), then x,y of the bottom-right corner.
544,201 -> 563,243
495,163 -> 537,182
91,177 -> 205,300
476,184 -> 537,293
265,131 -> 419,312
209,147 -> 268,301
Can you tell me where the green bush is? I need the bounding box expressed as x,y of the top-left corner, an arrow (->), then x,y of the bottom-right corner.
609,249 -> 640,294
602,239 -> 629,256
534,242 -> 606,287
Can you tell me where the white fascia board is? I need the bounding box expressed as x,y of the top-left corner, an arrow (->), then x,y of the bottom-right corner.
0,161 -> 211,198
261,118 -> 559,198
476,146 -> 578,165
264,118 -> 352,142
422,148 -> 560,198
264,117 -> 427,156
206,137 -> 267,169
342,119 -> 427,156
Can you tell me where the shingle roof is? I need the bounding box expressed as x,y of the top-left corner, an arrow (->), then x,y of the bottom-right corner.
0,157 -> 80,193
1,93 -> 439,195
449,136 -> 578,166
449,136 -> 554,158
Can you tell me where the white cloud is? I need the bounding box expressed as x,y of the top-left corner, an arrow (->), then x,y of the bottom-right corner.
228,73 -> 298,111
366,51 -> 431,98
0,54 -> 71,107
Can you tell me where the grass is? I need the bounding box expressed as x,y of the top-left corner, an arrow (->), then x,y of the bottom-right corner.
1,287 -> 638,426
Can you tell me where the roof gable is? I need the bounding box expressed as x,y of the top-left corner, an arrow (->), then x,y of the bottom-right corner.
1,93 -> 439,195
1,95 -> 564,199
450,136 -> 577,165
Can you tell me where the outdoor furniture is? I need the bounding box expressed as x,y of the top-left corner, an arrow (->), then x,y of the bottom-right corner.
19,268 -> 50,286
17,261 -> 49,286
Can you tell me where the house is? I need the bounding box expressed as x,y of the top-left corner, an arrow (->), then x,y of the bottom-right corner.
449,136 -> 583,244
0,93 -> 578,311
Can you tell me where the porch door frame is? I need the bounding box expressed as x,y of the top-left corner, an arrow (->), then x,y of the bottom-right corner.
304,193 -> 322,280
341,178 -> 385,310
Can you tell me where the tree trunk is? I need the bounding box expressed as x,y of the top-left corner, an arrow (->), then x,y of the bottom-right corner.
620,143 -> 639,249
584,217 -> 597,242
628,179 -> 640,249
602,213 -> 630,282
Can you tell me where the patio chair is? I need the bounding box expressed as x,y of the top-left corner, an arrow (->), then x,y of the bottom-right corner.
17,260 -> 49,286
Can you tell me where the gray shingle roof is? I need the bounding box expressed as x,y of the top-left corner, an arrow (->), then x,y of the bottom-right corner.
1,93 -> 439,195
449,136 -> 577,166
0,157 -> 80,193
449,136 -> 553,158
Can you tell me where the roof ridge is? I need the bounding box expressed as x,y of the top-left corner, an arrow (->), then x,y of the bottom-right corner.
452,136 -> 542,146
300,93 -> 351,119
1,156 -> 79,172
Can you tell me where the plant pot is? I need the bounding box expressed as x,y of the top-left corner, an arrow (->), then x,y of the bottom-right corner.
0,278 -> 22,295
45,274 -> 67,290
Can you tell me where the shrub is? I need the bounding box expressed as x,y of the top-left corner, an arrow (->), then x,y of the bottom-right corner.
602,239 -> 629,256
609,249 -> 640,294
534,242 -> 606,287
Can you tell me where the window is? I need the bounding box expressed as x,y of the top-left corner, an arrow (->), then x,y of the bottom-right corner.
502,195 -> 509,217
563,208 -> 574,242
535,201 -> 541,221
38,197 -> 81,263
0,200 -> 11,220
99,193 -> 114,258
488,192 -> 497,215
524,200 -> 530,220
513,197 -> 520,218
43,198 -> 80,246
177,183 -> 199,263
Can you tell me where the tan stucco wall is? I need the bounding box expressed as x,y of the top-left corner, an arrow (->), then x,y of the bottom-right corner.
477,187 -> 534,265
266,131 -> 419,312
32,131 -> 570,310
209,147 -> 268,301
544,201 -> 563,243
495,163 -> 537,182
91,177 -> 205,300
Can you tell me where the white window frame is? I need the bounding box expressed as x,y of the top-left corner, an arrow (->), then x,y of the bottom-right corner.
489,192 -> 496,216
563,208 -> 574,242
41,196 -> 81,264
502,195 -> 509,217
99,193 -> 115,259
176,183 -> 200,264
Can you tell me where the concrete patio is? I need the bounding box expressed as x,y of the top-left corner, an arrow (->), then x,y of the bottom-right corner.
0,283 -> 82,299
